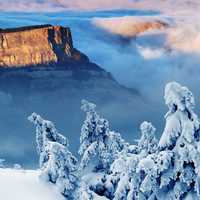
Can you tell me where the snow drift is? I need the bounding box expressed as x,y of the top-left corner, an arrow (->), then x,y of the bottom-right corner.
0,169 -> 65,200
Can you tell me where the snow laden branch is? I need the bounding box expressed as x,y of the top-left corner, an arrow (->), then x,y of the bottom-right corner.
28,113 -> 79,199
28,82 -> 200,200
79,100 -> 125,172
159,82 -> 199,148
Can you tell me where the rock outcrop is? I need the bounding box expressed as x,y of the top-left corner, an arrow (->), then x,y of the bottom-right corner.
0,24 -> 89,67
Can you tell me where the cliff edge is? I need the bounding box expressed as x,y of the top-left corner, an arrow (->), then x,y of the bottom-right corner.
0,24 -> 89,67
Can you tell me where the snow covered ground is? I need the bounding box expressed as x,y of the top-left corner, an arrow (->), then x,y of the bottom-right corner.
0,169 -> 65,200
0,168 -> 109,200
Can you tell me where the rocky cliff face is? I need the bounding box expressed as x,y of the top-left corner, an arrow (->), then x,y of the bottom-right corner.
0,24 -> 89,67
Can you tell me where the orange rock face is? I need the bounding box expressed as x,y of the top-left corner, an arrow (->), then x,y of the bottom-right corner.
0,24 -> 86,67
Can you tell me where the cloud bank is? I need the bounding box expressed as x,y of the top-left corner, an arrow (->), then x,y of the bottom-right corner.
92,16 -> 168,38
0,0 -> 200,13
167,21 -> 200,53
0,0 -> 136,12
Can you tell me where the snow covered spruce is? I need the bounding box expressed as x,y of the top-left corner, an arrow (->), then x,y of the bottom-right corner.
79,100 -> 125,171
28,82 -> 200,200
28,113 -> 79,199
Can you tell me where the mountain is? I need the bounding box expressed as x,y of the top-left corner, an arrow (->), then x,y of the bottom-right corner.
0,24 -> 96,68
0,25 -> 130,92
0,24 -> 117,91
0,24 -> 142,167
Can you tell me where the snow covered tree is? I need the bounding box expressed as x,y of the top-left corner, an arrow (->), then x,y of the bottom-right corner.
89,120 -> 155,200
102,120 -> 158,200
79,100 -> 125,171
112,151 -> 141,200
137,149 -> 173,198
156,82 -> 200,199
138,121 -> 158,156
132,82 -> 200,199
29,113 -> 78,199
78,182 -> 94,200
135,82 -> 200,199
28,113 -> 67,168
159,82 -> 199,149
26,82 -> 200,199
98,82 -> 200,200
41,142 -> 78,198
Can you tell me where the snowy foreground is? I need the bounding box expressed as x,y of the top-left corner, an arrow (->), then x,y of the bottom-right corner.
0,169 -> 106,200
0,169 -> 65,200
1,81 -> 200,200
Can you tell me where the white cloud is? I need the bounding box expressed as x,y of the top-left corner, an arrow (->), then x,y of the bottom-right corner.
0,0 -> 200,13
92,16 -> 168,38
137,45 -> 165,60
167,20 -> 200,53
55,0 -> 136,10
0,0 -> 136,11
92,14 -> 200,54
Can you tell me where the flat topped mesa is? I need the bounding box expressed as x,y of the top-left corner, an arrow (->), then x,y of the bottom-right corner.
0,24 -> 88,67
0,24 -> 53,33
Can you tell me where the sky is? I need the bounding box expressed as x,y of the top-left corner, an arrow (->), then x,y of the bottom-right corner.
1,0 -> 146,11
0,0 -> 200,13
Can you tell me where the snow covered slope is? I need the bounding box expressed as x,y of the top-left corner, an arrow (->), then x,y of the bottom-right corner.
0,168 -> 109,200
0,169 -> 65,200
